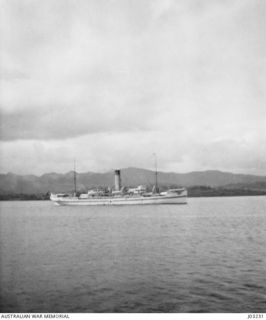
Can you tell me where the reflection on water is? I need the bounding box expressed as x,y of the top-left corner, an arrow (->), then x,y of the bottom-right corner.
0,196 -> 266,312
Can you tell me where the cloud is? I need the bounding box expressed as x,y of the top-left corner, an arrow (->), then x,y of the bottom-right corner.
1,132 -> 266,176
0,99 -> 153,141
0,0 -> 266,174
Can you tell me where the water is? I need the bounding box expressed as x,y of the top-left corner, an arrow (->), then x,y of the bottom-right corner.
0,196 -> 266,313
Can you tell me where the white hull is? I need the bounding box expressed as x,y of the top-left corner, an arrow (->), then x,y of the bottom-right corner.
50,191 -> 187,206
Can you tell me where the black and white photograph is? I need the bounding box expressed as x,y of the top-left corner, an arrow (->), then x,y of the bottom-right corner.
0,0 -> 266,315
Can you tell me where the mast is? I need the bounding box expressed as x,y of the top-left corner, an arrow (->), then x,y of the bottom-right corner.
74,159 -> 77,197
153,153 -> 158,193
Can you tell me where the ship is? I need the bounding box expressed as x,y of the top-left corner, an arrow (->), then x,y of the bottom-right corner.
50,164 -> 188,206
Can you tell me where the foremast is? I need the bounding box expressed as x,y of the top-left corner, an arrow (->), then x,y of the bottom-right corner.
74,159 -> 77,197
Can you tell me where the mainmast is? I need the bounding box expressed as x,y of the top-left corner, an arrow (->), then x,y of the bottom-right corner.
74,159 -> 77,197
153,153 -> 158,193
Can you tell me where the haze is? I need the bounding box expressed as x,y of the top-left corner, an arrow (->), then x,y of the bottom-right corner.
0,0 -> 266,175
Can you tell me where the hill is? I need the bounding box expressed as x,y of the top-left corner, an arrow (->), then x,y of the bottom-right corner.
1,168 -> 266,196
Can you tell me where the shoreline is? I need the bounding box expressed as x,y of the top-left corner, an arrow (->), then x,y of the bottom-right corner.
1,192 -> 266,201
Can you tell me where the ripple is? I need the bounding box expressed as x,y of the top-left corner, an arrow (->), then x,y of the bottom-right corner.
1,197 -> 266,312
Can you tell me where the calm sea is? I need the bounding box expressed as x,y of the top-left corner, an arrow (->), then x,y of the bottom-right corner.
0,196 -> 266,313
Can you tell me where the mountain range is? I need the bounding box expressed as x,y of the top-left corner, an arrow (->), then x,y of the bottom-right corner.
1,168 -> 266,194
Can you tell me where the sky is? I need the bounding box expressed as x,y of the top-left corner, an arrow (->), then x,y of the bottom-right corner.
0,0 -> 266,175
